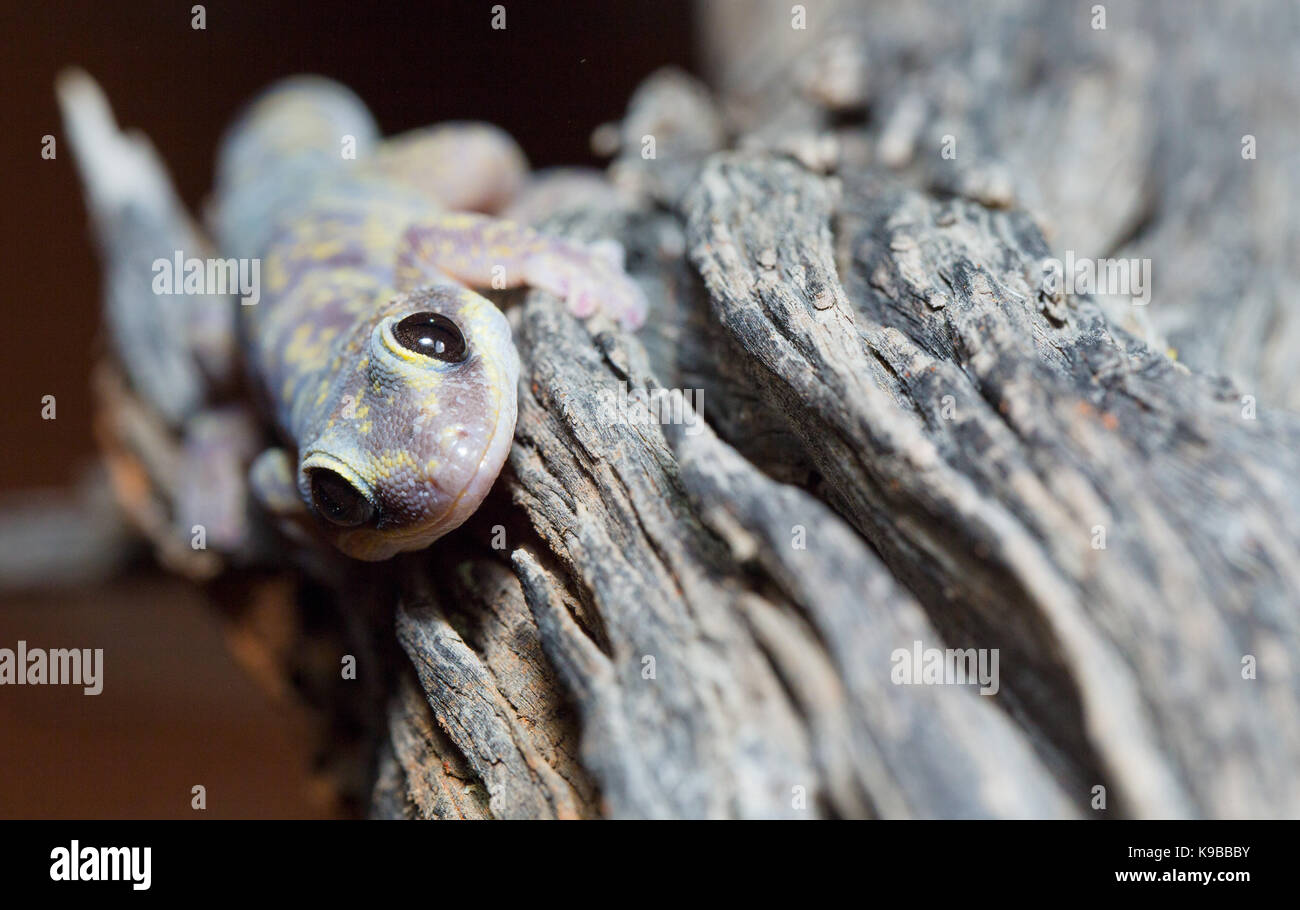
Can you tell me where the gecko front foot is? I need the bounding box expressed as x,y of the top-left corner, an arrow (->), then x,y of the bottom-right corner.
523,238 -> 648,330
398,215 -> 648,332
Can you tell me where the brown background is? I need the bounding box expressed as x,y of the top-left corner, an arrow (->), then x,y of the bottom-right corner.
0,0 -> 696,818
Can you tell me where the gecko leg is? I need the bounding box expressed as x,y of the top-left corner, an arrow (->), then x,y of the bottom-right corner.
249,448 -> 355,577
58,68 -> 238,423
373,124 -> 529,214
395,214 -> 648,330
176,408 -> 263,559
249,447 -> 315,545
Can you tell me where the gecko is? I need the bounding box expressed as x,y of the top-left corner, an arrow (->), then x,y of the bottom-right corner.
60,73 -> 646,564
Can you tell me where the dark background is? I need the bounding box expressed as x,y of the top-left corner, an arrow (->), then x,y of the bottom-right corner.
0,0 -> 696,818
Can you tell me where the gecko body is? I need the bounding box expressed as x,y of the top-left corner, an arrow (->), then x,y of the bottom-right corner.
61,72 -> 645,564
199,78 -> 645,560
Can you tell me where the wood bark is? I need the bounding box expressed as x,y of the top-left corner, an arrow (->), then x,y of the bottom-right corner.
379,3 -> 1300,818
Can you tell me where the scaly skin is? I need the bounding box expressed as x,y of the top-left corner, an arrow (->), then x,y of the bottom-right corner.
215,78 -> 646,560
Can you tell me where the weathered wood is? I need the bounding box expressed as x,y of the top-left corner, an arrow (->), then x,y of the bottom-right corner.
389,543 -> 599,819
387,31 -> 1300,816
390,282 -> 1074,817
683,152 -> 1300,817
701,0 -> 1300,410
371,672 -> 490,820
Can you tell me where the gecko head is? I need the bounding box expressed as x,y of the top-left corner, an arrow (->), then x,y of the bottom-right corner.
297,285 -> 519,560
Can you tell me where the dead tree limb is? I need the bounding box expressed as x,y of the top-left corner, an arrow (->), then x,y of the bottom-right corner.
381,6 -> 1300,818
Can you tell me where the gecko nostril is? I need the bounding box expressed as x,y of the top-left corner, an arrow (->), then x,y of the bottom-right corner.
394,312 -> 467,363
309,468 -> 376,527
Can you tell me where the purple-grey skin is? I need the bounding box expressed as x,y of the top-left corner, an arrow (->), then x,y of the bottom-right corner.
215,78 -> 646,560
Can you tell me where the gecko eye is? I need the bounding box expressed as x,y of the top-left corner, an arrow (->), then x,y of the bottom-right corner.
393,312 -> 468,363
309,469 -> 375,527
